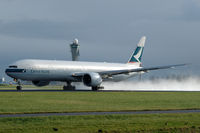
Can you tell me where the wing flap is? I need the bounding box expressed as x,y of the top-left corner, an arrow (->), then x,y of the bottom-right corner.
98,64 -> 186,76
70,64 -> 186,79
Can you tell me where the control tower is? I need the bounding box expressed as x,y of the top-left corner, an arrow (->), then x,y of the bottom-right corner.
0,77 -> 5,84
70,39 -> 80,61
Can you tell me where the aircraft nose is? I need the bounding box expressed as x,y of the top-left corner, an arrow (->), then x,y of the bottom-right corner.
5,69 -> 9,74
5,68 -> 14,77
5,68 -> 11,76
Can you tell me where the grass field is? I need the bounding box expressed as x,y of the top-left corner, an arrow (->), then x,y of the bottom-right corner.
0,91 -> 200,114
1,113 -> 200,133
0,89 -> 200,132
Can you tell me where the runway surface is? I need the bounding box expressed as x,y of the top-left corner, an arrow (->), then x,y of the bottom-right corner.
0,88 -> 199,92
0,110 -> 200,118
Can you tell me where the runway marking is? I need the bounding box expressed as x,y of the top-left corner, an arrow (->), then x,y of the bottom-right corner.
0,110 -> 200,118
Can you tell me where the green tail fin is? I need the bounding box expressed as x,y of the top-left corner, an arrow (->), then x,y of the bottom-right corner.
128,36 -> 146,66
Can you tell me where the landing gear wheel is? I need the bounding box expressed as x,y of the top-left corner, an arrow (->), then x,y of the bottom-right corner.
63,81 -> 76,91
15,79 -> 22,91
92,87 -> 98,91
92,86 -> 104,91
63,85 -> 76,91
16,86 -> 22,91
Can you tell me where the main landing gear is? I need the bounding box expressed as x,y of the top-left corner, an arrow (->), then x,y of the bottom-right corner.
63,81 -> 76,91
92,86 -> 104,91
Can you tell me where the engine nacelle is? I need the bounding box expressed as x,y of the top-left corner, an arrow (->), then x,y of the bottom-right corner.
83,72 -> 102,87
32,81 -> 50,87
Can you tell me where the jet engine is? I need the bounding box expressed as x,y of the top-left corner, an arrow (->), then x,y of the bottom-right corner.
83,72 -> 102,87
32,81 -> 50,87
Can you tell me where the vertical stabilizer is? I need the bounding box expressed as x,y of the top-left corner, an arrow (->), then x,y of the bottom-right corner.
128,36 -> 146,66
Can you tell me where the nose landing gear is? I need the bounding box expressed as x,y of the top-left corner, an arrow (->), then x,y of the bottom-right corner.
14,79 -> 22,91
16,85 -> 22,91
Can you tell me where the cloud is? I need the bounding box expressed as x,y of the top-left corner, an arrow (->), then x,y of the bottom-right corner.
0,0 -> 200,79
181,0 -> 200,21
0,19 -> 84,40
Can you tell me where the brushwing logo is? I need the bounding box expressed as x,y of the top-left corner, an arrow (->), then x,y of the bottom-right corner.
129,46 -> 143,63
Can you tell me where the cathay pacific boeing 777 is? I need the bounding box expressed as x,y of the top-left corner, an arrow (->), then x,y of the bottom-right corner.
5,36 -> 185,90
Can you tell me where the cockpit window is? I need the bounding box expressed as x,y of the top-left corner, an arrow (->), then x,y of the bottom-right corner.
9,65 -> 18,68
6,69 -> 26,73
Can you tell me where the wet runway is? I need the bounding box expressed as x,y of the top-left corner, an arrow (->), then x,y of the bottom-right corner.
0,89 -> 126,92
0,110 -> 200,118
0,88 -> 199,92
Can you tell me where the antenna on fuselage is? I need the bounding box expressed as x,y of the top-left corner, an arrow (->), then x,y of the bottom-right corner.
70,38 -> 80,61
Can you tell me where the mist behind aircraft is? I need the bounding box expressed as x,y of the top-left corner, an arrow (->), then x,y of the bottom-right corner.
103,76 -> 200,91
102,65 -> 200,91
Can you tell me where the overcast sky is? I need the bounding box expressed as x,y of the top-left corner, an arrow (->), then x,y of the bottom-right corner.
0,0 -> 200,78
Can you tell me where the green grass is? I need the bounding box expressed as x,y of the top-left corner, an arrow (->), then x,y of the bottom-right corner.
0,91 -> 200,114
0,84 -> 16,88
0,91 -> 200,132
0,113 -> 200,133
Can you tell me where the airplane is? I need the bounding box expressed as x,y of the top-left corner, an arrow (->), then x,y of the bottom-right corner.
5,36 -> 185,91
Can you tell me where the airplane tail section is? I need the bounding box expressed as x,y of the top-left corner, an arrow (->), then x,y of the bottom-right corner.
127,36 -> 146,66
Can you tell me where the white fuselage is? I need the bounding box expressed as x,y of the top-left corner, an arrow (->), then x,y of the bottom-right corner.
6,59 -> 141,82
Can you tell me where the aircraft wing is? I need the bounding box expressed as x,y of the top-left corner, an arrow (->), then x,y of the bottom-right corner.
98,64 -> 186,77
71,64 -> 186,78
